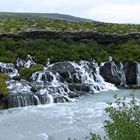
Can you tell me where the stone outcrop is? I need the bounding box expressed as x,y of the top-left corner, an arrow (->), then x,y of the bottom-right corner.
100,62 -> 122,86
100,61 -> 137,86
0,31 -> 140,44
126,62 -> 137,85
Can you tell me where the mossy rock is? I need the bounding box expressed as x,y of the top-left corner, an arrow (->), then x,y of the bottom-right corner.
12,75 -> 21,81
30,86 -> 38,93
0,73 -> 9,97
130,84 -> 139,89
19,64 -> 44,79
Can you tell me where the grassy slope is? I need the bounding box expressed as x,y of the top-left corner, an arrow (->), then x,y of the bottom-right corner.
0,12 -> 92,21
0,12 -> 139,64
0,12 -> 140,34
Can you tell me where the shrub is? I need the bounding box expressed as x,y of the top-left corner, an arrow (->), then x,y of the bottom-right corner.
0,38 -> 140,64
91,94 -> 140,140
19,64 -> 43,79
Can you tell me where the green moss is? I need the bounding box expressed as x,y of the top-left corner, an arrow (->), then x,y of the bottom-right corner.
130,85 -> 139,89
0,73 -> 9,97
19,64 -> 44,79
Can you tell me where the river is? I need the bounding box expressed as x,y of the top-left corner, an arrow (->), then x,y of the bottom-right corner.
0,89 -> 140,140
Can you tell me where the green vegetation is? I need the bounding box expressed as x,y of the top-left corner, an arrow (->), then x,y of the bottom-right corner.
91,94 -> 140,140
19,64 -> 44,79
0,73 -> 9,97
0,13 -> 140,64
0,12 -> 140,34
0,38 -> 140,64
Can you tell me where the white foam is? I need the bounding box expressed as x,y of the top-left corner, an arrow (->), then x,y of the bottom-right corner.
0,62 -> 18,77
136,62 -> 140,86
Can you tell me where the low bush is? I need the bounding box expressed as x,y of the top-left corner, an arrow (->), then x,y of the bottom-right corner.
91,94 -> 140,140
19,64 -> 44,79
0,38 -> 140,64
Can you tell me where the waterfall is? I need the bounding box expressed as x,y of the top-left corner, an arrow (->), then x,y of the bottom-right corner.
136,62 -> 140,86
5,60 -> 117,108
111,61 -> 127,87
70,61 -> 116,93
16,54 -> 36,68
0,62 -> 18,77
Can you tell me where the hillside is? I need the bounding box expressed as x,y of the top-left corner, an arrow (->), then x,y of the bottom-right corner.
0,12 -> 140,64
0,12 -> 140,34
0,12 -> 92,22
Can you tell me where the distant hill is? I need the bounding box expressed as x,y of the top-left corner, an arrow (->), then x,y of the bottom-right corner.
0,12 -> 93,22
0,12 -> 139,35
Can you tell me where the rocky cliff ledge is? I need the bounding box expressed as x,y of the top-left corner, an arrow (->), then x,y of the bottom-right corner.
0,31 -> 140,44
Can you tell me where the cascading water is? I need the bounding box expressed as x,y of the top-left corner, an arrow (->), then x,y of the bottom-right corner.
16,54 -> 36,68
136,62 -> 140,86
0,62 -> 18,77
70,61 -> 116,93
31,67 -> 73,104
1,58 -> 117,108
111,61 -> 127,87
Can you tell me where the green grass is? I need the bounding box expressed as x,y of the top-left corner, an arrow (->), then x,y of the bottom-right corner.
0,13 -> 140,34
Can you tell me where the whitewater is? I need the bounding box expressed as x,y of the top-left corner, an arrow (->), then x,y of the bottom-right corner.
0,89 -> 140,140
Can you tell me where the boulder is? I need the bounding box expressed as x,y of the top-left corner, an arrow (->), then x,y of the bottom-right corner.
100,61 -> 137,86
50,61 -> 81,83
68,83 -> 91,93
100,62 -> 121,86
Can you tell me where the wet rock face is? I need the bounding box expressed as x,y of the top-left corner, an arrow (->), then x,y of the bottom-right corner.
50,61 -> 76,79
126,62 -> 137,85
6,93 -> 70,108
51,61 -> 76,73
100,62 -> 122,86
68,83 -> 91,93
100,61 -> 137,86
0,97 -> 8,109
31,71 -> 53,82
1,58 -> 139,109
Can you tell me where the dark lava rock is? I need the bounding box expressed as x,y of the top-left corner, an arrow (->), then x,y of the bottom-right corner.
100,61 -> 137,86
68,83 -> 91,92
0,97 -> 8,109
50,61 -> 82,83
12,75 -> 21,81
53,96 -> 69,103
100,62 -> 121,86
126,62 -> 137,85
30,86 -> 38,93
50,61 -> 76,74
1,31 -> 140,44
